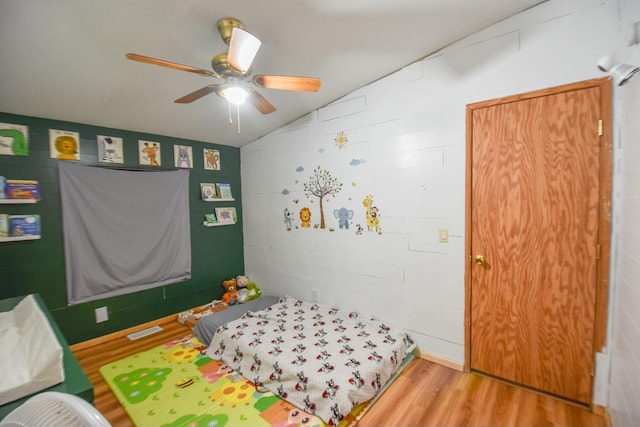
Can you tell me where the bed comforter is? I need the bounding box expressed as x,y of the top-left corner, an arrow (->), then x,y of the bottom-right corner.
205,296 -> 415,425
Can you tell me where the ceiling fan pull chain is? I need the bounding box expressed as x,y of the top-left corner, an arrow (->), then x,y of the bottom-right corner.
236,104 -> 241,133
226,100 -> 241,133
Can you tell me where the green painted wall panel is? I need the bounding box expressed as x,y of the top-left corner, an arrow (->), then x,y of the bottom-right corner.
0,112 -> 244,344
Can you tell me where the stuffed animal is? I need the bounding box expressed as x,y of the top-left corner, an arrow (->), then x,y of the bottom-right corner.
237,287 -> 249,304
222,278 -> 238,305
236,275 -> 250,303
236,275 -> 249,288
246,282 -> 262,301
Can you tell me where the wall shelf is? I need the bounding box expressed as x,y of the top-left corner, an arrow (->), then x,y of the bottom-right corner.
0,199 -> 38,204
0,235 -> 41,242
1,196 -> 40,241
203,198 -> 235,202
203,221 -> 235,227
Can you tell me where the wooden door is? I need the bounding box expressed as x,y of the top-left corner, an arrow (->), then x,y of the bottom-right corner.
465,79 -> 611,404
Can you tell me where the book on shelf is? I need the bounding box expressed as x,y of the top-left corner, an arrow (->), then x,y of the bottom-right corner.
214,207 -> 237,224
215,183 -> 232,199
204,213 -> 217,224
4,179 -> 40,200
200,183 -> 218,201
0,214 -> 7,237
9,214 -> 40,237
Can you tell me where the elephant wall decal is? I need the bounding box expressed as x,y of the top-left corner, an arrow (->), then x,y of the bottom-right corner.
333,207 -> 354,230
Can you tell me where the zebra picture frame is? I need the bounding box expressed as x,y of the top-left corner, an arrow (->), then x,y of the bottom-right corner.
97,135 -> 124,164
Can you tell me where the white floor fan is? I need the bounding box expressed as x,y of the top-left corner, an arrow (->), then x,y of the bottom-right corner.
0,392 -> 111,427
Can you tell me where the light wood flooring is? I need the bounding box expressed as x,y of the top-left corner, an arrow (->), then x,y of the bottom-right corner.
71,314 -> 192,427
72,314 -> 607,427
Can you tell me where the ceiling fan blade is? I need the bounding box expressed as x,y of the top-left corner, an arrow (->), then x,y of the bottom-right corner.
126,53 -> 218,78
253,75 -> 321,92
174,85 -> 220,103
227,27 -> 261,73
247,90 -> 276,114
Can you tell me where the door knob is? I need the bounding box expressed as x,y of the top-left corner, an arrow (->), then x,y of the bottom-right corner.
475,254 -> 487,265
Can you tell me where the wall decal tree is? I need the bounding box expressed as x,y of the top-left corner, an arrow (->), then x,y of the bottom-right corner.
303,166 -> 343,229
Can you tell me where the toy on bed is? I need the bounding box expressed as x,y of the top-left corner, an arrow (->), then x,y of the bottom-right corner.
246,281 -> 262,301
176,299 -> 227,328
236,275 -> 249,303
222,278 -> 238,305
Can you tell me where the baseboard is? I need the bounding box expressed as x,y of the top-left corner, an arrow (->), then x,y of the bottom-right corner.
418,350 -> 464,371
592,404 -> 611,426
69,312 -> 179,352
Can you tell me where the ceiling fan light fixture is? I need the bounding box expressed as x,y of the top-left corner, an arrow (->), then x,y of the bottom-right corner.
126,16 -> 317,117
228,27 -> 261,73
219,86 -> 248,105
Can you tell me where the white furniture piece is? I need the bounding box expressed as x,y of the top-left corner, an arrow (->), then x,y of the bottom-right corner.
0,392 -> 111,427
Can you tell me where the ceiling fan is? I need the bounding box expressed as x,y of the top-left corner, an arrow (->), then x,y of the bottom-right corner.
126,17 -> 321,115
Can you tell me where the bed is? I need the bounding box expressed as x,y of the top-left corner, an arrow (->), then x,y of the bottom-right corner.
201,296 -> 415,426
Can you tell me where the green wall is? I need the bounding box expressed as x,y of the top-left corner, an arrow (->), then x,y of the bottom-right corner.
0,112 -> 244,344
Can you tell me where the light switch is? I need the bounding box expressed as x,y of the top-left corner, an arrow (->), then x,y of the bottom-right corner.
439,228 -> 449,243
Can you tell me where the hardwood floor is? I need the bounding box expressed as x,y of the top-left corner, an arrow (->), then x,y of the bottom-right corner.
72,315 -> 607,427
358,359 -> 606,427
71,314 -> 192,427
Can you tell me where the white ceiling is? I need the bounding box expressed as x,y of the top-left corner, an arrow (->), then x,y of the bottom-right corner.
0,0 -> 546,148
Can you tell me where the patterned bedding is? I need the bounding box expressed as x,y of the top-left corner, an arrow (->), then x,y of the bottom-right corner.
205,296 -> 415,425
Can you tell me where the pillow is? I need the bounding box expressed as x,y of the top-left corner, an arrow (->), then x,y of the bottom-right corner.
192,295 -> 280,346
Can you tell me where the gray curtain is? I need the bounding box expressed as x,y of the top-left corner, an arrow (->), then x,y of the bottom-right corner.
59,163 -> 191,305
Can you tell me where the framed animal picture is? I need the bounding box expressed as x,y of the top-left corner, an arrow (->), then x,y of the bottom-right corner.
204,148 -> 220,170
97,135 -> 124,163
50,129 -> 80,160
174,145 -> 193,168
139,140 -> 161,166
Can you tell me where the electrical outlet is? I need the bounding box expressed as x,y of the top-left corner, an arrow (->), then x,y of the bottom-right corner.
311,289 -> 319,303
95,306 -> 108,323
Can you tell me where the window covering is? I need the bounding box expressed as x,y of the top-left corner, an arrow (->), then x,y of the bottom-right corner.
58,162 -> 191,305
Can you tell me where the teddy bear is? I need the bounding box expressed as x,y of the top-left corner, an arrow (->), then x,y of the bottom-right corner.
236,275 -> 250,303
222,278 -> 238,305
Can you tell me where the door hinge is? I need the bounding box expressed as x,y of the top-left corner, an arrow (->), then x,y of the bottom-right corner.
598,119 -> 603,136
596,243 -> 601,260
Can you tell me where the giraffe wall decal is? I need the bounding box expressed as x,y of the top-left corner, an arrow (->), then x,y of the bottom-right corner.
362,195 -> 381,233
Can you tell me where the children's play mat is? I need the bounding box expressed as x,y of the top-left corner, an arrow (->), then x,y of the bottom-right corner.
100,335 -> 404,427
